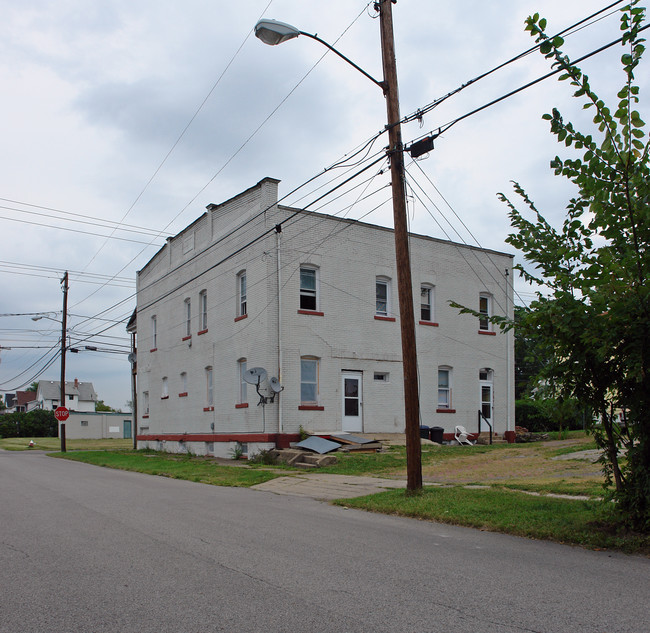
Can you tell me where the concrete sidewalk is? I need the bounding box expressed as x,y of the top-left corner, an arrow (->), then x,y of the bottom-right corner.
250,473 -> 407,500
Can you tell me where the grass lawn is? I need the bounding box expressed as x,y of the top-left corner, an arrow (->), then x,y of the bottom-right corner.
0,437 -> 133,451
320,432 -> 604,498
334,487 -> 649,554
50,450 -> 281,487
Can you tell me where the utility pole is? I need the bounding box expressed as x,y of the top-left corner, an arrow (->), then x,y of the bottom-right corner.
379,0 -> 422,491
60,271 -> 68,449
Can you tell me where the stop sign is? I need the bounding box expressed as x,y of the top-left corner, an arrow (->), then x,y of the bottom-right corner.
54,406 -> 70,422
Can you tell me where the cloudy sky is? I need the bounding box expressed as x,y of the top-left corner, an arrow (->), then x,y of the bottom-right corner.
0,0 -> 643,410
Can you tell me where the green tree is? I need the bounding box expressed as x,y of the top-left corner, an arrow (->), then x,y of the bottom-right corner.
95,400 -> 116,412
500,2 -> 650,529
25,382 -> 38,393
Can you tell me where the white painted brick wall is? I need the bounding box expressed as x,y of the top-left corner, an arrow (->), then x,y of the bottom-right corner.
136,178 -> 514,446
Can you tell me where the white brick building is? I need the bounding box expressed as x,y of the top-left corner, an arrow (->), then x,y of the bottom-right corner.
133,178 -> 514,457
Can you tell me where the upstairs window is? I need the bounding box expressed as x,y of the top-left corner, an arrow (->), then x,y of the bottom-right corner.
237,271 -> 247,317
161,377 -> 169,399
479,294 -> 491,331
151,315 -> 157,349
299,267 -> 318,311
420,285 -> 434,322
142,391 -> 150,415
199,290 -> 208,331
184,298 -> 191,337
376,277 -> 390,317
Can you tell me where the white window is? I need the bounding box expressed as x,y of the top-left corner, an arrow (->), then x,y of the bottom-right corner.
199,290 -> 208,331
299,267 -> 318,311
479,294 -> 491,331
300,356 -> 319,404
161,377 -> 168,399
184,298 -> 191,337
206,367 -> 213,407
238,358 -> 247,403
420,285 -> 434,322
376,277 -> 390,316
237,271 -> 247,317
80,420 -> 88,427
142,391 -> 150,415
180,372 -> 187,395
374,372 -> 389,382
438,367 -> 452,409
480,368 -> 494,420
151,315 -> 157,349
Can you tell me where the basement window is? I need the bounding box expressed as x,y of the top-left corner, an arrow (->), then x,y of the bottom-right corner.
374,372 -> 389,382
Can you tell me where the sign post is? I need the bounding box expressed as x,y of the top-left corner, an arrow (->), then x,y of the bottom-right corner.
54,407 -> 69,452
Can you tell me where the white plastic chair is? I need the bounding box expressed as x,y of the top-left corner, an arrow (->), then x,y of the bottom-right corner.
455,425 -> 474,446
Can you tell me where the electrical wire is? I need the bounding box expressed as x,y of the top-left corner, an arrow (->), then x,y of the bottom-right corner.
410,22 -> 650,147
71,2 -> 371,312
401,1 -> 627,129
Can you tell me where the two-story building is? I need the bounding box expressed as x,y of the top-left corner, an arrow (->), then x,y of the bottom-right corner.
132,178 -> 514,457
35,379 -> 97,412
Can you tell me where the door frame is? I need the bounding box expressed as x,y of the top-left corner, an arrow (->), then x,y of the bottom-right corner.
341,371 -> 363,432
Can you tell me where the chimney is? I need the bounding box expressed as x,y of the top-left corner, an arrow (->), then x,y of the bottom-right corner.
74,378 -> 79,389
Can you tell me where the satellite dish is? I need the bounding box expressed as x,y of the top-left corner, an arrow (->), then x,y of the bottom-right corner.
243,367 -> 267,385
269,377 -> 284,393
128,352 -> 137,364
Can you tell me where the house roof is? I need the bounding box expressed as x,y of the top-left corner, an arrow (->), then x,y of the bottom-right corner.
16,391 -> 37,406
39,381 -> 98,402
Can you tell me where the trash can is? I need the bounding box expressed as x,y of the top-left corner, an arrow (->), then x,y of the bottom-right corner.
429,426 -> 444,444
419,425 -> 430,439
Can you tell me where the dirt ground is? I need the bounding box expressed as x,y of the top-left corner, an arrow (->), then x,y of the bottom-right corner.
418,436 -> 603,489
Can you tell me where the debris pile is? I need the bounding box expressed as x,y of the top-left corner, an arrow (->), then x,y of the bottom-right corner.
515,425 -> 549,443
271,433 -> 383,469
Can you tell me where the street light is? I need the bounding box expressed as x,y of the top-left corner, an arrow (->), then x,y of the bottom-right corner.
255,2 -> 422,491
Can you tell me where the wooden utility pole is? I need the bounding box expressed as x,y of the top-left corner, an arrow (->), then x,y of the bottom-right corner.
60,271 -> 68,451
379,0 -> 422,491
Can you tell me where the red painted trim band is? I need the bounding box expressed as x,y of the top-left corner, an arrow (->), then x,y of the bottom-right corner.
234,314 -> 248,322
436,408 -> 456,413
419,320 -> 439,327
178,392 -> 188,398
137,432 -> 301,444
297,310 -> 324,316
299,405 -> 324,411
182,335 -> 192,341
478,330 -> 496,336
198,329 -> 208,336
235,403 -> 249,409
374,315 -> 396,322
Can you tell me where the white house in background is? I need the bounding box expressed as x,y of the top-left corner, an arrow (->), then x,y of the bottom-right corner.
35,379 -> 98,412
131,178 -> 514,458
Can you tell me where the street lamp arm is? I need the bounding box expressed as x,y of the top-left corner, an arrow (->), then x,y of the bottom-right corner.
299,31 -> 385,91
254,19 -> 385,91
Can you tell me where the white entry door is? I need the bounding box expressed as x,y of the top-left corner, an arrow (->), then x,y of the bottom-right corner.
342,372 -> 363,432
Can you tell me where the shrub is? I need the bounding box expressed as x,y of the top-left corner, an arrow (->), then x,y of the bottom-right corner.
0,410 -> 58,438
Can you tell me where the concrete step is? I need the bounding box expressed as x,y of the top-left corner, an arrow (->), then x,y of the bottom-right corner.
295,461 -> 319,469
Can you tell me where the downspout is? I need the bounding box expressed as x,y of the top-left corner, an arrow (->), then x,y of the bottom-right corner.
505,268 -> 512,433
131,331 -> 137,450
276,224 -> 283,434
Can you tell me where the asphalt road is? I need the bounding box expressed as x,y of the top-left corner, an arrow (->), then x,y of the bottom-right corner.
1,450 -> 648,633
